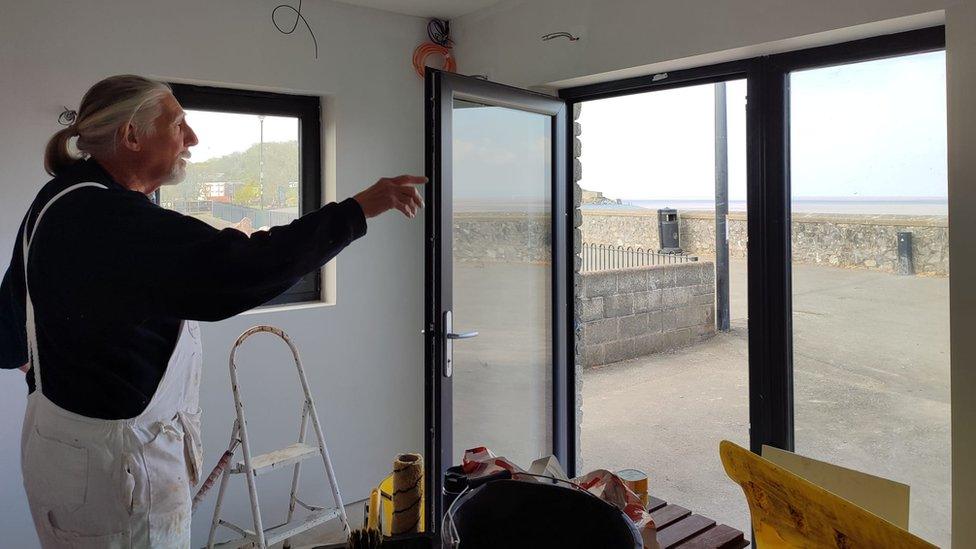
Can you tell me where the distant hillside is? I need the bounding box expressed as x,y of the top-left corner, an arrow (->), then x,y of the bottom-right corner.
161,140 -> 299,207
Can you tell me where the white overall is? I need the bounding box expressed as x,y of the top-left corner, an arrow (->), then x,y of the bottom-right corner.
20,183 -> 204,548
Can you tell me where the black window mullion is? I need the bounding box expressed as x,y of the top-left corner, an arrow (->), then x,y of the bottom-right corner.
552,99 -> 571,477
747,59 -> 794,454
564,98 -> 579,478
559,60 -> 751,103
770,26 -> 945,73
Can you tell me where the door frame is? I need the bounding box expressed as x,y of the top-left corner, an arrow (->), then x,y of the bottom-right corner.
424,68 -> 572,534
559,25 -> 945,456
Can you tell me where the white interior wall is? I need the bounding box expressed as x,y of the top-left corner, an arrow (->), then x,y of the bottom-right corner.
451,0 -> 952,88
0,1 -> 427,546
453,1 -> 973,547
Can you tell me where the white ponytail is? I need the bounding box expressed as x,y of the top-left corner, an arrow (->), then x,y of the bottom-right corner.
45,75 -> 172,176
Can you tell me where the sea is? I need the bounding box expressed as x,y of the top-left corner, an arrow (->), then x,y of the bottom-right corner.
455,198 -> 949,216
619,198 -> 948,216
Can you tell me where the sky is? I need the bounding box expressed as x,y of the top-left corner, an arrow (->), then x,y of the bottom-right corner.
178,51 -> 947,209
579,79 -> 748,201
578,50 -> 947,201
183,110 -> 298,163
452,100 -> 552,211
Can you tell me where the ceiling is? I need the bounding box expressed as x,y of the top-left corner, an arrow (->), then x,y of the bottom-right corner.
333,0 -> 506,19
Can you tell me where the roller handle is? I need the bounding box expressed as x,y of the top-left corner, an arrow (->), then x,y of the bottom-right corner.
191,441 -> 240,513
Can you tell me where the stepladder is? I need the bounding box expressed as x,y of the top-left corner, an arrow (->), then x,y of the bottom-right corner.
202,325 -> 349,548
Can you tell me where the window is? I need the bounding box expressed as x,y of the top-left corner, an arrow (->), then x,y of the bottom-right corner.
162,83 -> 322,306
576,78 -> 752,536
561,25 -> 947,546
789,50 -> 949,546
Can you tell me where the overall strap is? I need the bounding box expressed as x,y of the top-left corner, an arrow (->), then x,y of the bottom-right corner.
23,182 -> 108,393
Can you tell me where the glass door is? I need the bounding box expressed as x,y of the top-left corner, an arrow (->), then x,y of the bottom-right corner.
424,69 -> 571,533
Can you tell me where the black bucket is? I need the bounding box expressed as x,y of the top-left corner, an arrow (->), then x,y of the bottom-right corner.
445,479 -> 642,548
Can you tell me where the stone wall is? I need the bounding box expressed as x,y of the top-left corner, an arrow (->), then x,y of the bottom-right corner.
676,212 -> 749,260
580,209 -> 663,250
790,213 -> 948,274
453,212 -> 550,263
579,262 -> 716,368
572,103 -> 584,469
581,209 -> 949,275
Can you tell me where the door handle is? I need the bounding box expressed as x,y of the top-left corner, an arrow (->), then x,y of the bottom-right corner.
447,331 -> 479,340
443,311 -> 478,379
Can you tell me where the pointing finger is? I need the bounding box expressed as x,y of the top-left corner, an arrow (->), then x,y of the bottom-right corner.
391,175 -> 428,186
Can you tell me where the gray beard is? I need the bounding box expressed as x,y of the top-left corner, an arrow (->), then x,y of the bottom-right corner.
161,163 -> 186,186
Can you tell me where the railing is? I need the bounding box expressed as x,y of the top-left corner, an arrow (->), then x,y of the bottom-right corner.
162,200 -> 213,214
581,242 -> 697,272
162,200 -> 299,228
210,202 -> 299,228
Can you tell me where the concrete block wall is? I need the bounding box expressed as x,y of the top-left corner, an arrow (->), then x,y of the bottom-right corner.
579,262 -> 716,368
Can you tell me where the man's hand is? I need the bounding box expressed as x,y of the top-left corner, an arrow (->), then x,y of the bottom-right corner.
18,363 -> 28,374
354,175 -> 427,219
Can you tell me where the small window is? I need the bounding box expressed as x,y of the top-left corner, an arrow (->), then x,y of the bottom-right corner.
162,83 -> 322,306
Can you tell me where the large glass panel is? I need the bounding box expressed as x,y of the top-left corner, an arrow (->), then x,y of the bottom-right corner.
450,100 -> 553,467
160,110 -> 300,233
790,51 -> 949,546
577,80 -> 749,534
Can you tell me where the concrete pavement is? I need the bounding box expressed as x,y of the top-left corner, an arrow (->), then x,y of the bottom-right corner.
581,259 -> 950,546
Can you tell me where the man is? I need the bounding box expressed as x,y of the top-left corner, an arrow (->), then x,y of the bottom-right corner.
0,75 -> 425,547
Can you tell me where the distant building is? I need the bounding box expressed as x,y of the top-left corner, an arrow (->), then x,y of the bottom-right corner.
582,189 -> 620,205
202,181 -> 244,202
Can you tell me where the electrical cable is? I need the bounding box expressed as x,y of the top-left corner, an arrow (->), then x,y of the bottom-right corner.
413,18 -> 456,78
412,42 -> 456,78
272,0 -> 319,59
58,107 -> 77,126
427,18 -> 453,47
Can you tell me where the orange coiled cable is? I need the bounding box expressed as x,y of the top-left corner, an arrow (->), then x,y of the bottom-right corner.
412,42 -> 456,78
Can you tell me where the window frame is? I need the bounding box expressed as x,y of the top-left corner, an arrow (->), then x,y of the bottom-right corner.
559,25 -> 945,458
165,83 -> 323,306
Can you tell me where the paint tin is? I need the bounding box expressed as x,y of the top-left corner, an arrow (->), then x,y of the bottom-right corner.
616,468 -> 649,508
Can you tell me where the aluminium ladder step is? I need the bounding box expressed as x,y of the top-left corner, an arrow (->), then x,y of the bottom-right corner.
231,442 -> 318,475
216,508 -> 342,548
263,507 -> 342,547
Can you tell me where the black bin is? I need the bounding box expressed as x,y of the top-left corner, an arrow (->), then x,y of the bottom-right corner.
658,208 -> 681,253
897,231 -> 915,275
446,479 -> 642,548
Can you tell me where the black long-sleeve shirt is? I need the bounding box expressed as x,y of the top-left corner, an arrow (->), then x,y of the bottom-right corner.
0,159 -> 366,419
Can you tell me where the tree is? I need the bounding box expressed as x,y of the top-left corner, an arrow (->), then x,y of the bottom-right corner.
233,180 -> 262,206
161,140 -> 300,209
